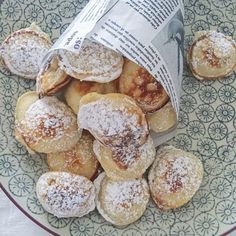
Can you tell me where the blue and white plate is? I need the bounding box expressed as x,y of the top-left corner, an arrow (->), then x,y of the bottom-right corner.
0,0 -> 236,235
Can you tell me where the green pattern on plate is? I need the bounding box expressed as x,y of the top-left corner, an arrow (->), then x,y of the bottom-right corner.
0,0 -> 235,235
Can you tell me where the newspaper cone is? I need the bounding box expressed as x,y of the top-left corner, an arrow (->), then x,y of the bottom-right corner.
42,0 -> 184,146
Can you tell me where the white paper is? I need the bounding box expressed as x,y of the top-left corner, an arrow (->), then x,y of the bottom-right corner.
43,0 -> 184,146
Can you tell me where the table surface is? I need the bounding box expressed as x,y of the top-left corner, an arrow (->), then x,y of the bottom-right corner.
0,189 -> 49,236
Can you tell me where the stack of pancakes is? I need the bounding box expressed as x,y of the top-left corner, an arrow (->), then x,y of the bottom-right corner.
0,24 -> 208,225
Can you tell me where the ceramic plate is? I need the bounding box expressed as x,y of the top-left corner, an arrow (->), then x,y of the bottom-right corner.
0,0 -> 236,235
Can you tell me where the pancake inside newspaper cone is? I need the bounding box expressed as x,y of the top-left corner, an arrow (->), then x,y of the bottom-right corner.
36,55 -> 71,97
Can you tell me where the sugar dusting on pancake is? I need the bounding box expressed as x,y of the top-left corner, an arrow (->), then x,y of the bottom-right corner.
94,173 -> 149,225
59,39 -> 123,82
78,94 -> 148,148
148,146 -> 203,210
36,172 -> 95,217
0,25 -> 51,79
189,31 -> 236,80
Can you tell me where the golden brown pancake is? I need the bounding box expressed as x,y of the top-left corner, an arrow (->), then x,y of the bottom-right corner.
36,172 -> 95,217
148,146 -> 203,210
0,23 -> 51,79
58,39 -> 123,83
147,101 -> 177,133
64,79 -> 117,114
47,131 -> 99,180
15,91 -> 81,154
94,173 -> 150,226
119,59 -> 169,113
188,31 -> 236,80
93,136 -> 155,180
78,92 -> 149,148
36,55 -> 71,97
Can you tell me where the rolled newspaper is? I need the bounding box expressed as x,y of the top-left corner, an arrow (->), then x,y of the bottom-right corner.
43,0 -> 184,146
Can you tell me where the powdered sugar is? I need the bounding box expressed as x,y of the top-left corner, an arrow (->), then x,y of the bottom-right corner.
15,93 -> 81,153
159,156 -> 193,193
16,97 -> 80,148
79,101 -> 133,136
36,172 -> 95,218
208,31 -> 234,55
59,39 -> 123,77
105,179 -> 147,211
94,173 -> 149,225
191,31 -> 235,69
110,135 -> 155,169
1,30 -> 51,79
191,57 -> 200,69
148,146 -> 203,209
21,96 -> 75,143
78,97 -> 148,147
111,145 -> 140,168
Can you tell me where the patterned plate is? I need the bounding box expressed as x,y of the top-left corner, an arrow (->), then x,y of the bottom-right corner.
0,0 -> 236,235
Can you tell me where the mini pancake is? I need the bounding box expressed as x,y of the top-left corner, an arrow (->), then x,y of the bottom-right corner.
94,173 -> 150,226
36,172 -> 95,218
147,101 -> 177,133
93,136 -> 155,180
78,92 -> 149,148
58,39 -> 123,83
36,55 -> 71,97
0,23 -> 52,79
119,59 -> 169,113
64,79 -> 117,114
15,91 -> 81,154
188,31 -> 236,80
47,131 -> 99,180
148,145 -> 203,210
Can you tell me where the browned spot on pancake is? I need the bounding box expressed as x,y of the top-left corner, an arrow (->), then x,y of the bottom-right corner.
48,178 -> 56,186
127,68 -> 166,104
121,66 -> 169,113
16,114 -> 68,146
152,193 -> 166,210
202,48 -> 221,68
188,33 -> 236,80
64,149 -> 78,166
71,159 -> 82,168
42,76 -> 71,96
110,145 -> 140,170
38,115 -> 64,138
164,161 -> 186,193
74,81 -> 100,95
120,202 -> 131,209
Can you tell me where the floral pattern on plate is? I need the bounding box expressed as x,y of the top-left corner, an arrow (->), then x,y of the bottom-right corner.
0,0 -> 235,235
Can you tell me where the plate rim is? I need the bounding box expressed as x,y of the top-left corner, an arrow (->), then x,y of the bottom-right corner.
1,181 -> 236,236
